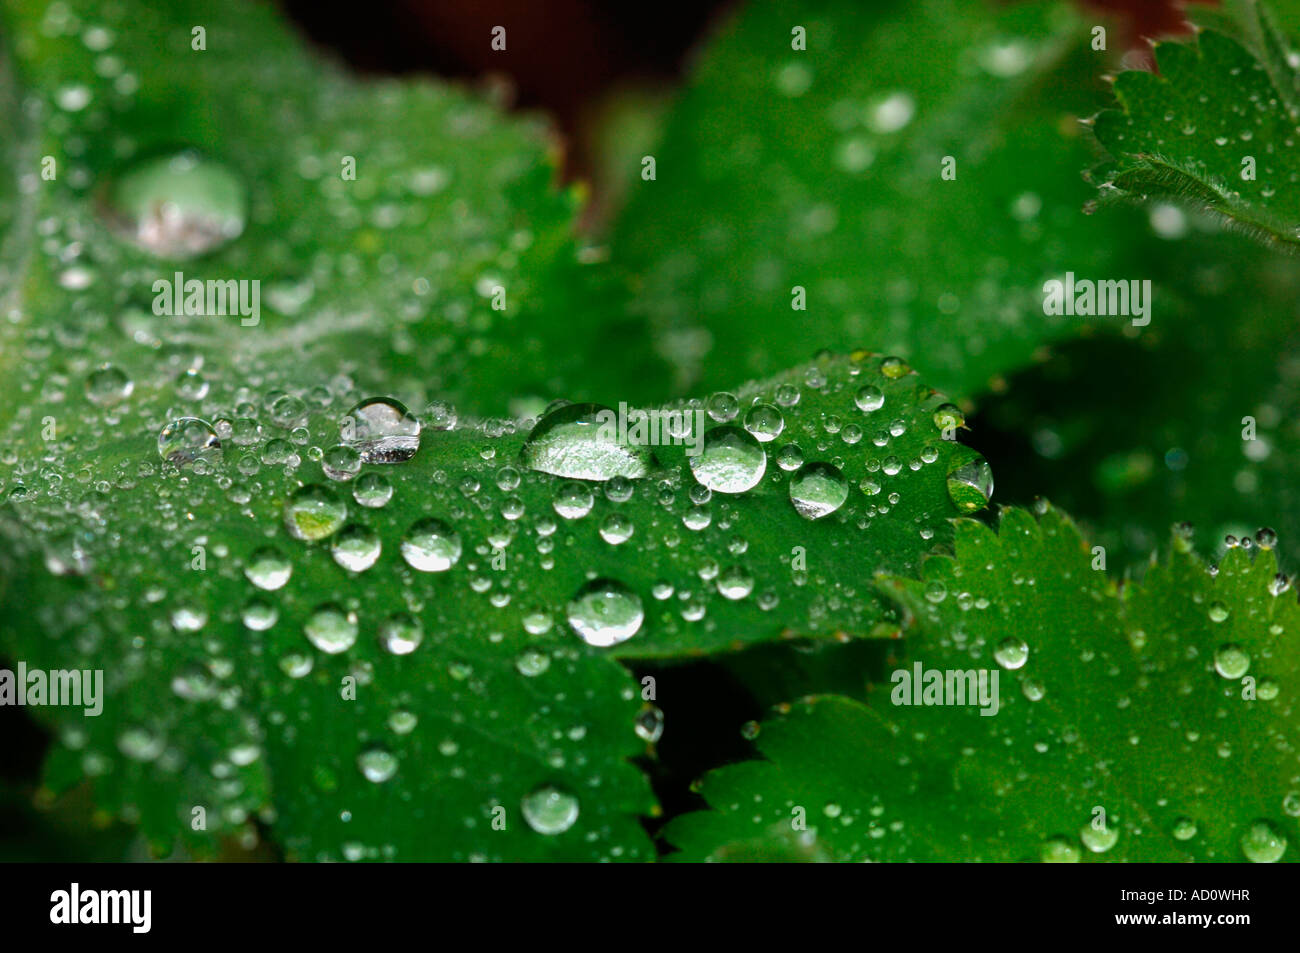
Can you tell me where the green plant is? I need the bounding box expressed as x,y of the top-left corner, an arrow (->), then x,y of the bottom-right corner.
0,0 -> 1296,862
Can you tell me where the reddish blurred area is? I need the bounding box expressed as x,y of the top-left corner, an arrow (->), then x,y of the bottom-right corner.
279,0 -> 1201,178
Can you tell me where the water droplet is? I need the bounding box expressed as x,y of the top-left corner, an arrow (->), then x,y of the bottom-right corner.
1208,601 -> 1230,623
378,613 -> 423,655
743,403 -> 785,442
1040,836 -> 1081,863
284,484 -> 347,541
1080,823 -> 1119,853
716,566 -> 754,600
635,706 -> 665,743
85,364 -> 133,405
244,547 -> 291,590
690,426 -> 766,494
553,481 -> 594,519
946,457 -> 993,513
158,417 -> 221,466
994,637 -> 1029,671
103,150 -> 246,259
352,472 -> 393,508
342,398 -> 421,463
515,650 -> 551,677
1240,819 -> 1287,862
331,524 -> 381,572
322,445 -> 363,482
788,462 -> 848,519
1172,816 -> 1198,841
400,518 -> 462,572
357,745 -> 398,783
521,784 -> 579,834
1213,643 -> 1250,679
304,604 -> 358,654
521,403 -> 655,481
854,385 -> 885,413
567,579 -> 644,647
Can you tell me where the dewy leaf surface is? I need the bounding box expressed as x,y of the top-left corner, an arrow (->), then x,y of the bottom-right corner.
1094,0 -> 1300,250
0,0 -> 991,860
0,0 -> 664,421
666,505 -> 1300,862
609,0 -> 1153,399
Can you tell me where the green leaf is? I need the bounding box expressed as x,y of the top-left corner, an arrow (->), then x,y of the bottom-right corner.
1093,0 -> 1300,251
1,345 -> 982,858
665,505 -> 1300,862
609,0 -> 1150,399
0,0 -> 664,422
976,224 -> 1300,570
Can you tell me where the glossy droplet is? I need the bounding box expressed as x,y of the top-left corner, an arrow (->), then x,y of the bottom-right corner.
690,426 -> 766,494
284,485 -> 347,541
515,649 -> 551,677
357,745 -> 398,783
342,397 -> 421,463
854,385 -> 884,413
85,364 -> 133,406
521,403 -> 655,481
553,481 -> 594,519
158,417 -> 221,466
1240,819 -> 1287,862
521,785 -> 579,834
103,150 -> 246,259
378,613 -> 423,655
1208,601 -> 1230,623
1040,837 -> 1080,863
1213,643 -> 1250,679
1080,823 -> 1119,854
635,706 -> 665,743
304,604 -> 358,654
788,462 -> 848,519
1172,816 -> 1198,841
322,445 -> 362,482
244,547 -> 291,591
352,472 -> 393,508
993,637 -> 1029,671
567,579 -> 644,647
946,456 -> 993,513
331,524 -> 381,572
400,518 -> 462,572
743,403 -> 785,442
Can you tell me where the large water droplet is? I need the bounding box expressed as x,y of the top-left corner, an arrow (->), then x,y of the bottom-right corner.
342,398 -> 421,463
378,613 -> 423,655
690,426 -> 766,494
946,456 -> 993,513
357,745 -> 398,783
788,462 -> 848,519
521,403 -> 655,481
304,604 -> 358,654
567,579 -> 644,647
400,518 -> 462,572
331,524 -> 381,572
244,547 -> 291,590
158,417 -> 221,466
103,150 -> 246,259
284,485 -> 347,541
1213,643 -> 1250,679
521,785 -> 579,834
86,364 -> 133,406
1240,819 -> 1287,862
